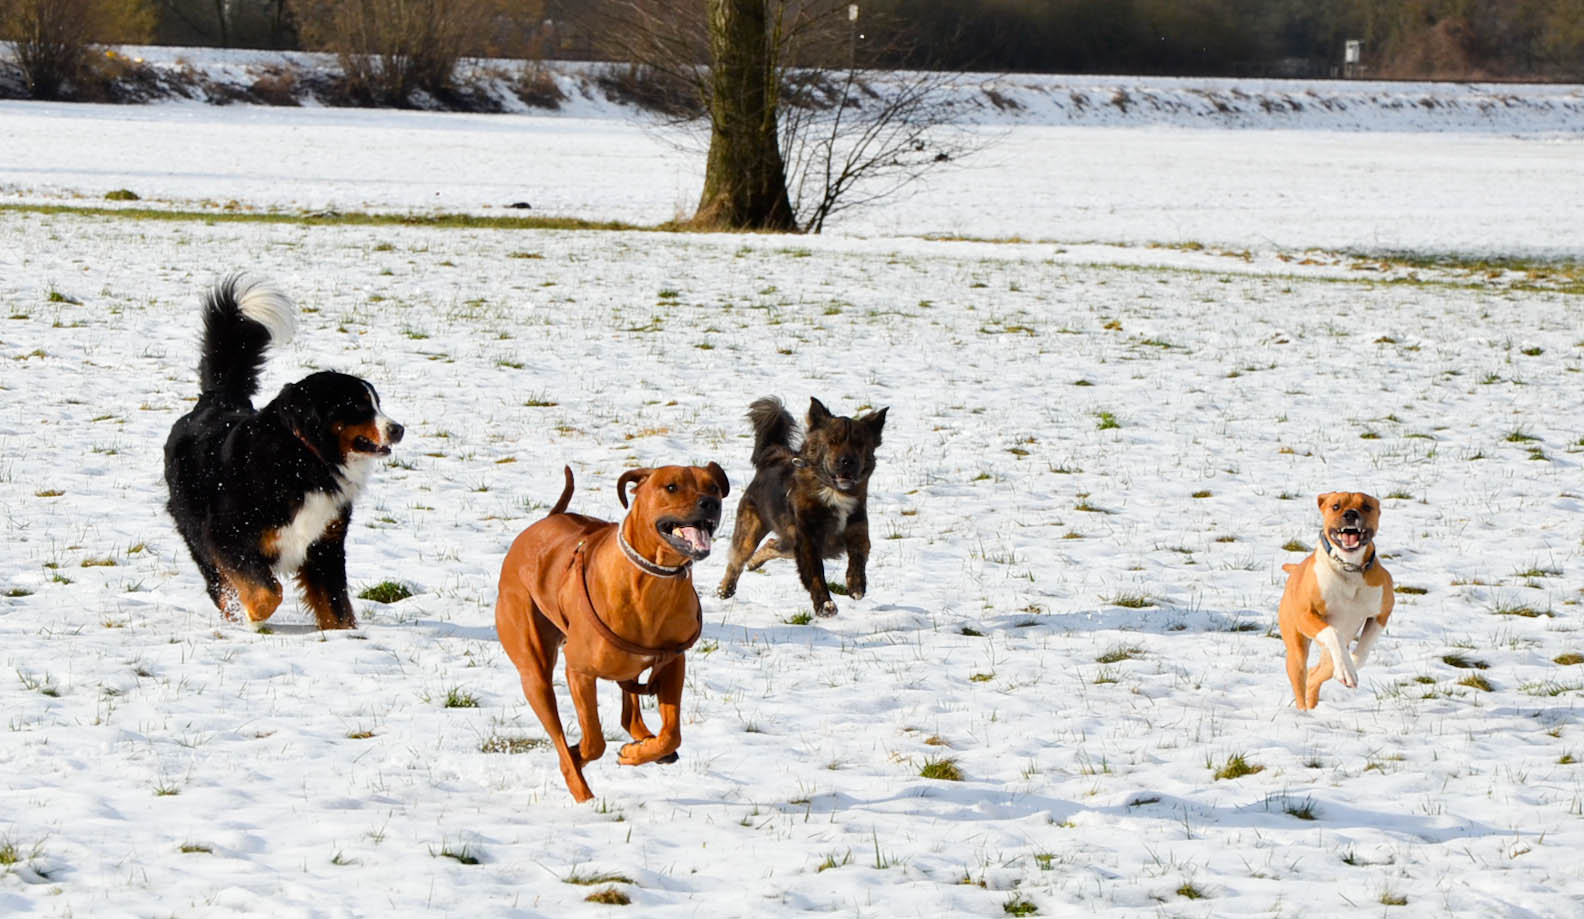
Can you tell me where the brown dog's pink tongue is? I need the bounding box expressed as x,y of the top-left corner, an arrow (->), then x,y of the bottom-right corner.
678,526 -> 711,552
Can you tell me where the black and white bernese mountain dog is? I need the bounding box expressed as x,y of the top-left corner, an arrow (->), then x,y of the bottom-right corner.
164,275 -> 403,629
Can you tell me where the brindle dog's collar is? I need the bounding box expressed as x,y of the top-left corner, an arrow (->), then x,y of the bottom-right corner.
618,520 -> 692,579
1319,529 -> 1375,573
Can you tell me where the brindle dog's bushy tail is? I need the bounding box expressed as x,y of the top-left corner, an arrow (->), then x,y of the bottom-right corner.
747,396 -> 799,469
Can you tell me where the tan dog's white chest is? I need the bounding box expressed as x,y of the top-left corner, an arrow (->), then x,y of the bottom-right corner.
816,485 -> 858,531
1314,556 -> 1382,639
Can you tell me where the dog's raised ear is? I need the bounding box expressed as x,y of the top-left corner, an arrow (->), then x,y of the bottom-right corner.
1315,492 -> 1333,511
861,406 -> 888,445
616,468 -> 653,509
705,461 -> 730,499
807,397 -> 833,428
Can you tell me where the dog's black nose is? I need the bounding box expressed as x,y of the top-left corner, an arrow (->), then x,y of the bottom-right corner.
1342,508 -> 1358,521
698,495 -> 721,518
388,422 -> 405,444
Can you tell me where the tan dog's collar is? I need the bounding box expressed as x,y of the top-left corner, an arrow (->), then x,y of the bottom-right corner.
619,519 -> 692,579
1319,529 -> 1375,573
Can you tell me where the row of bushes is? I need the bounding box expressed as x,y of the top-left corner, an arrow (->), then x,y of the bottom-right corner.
0,0 -> 549,104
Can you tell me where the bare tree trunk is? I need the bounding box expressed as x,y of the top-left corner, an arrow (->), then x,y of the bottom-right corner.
693,0 -> 797,232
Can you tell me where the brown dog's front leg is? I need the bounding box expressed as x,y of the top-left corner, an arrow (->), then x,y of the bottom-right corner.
843,514 -> 870,601
566,666 -> 607,769
619,657 -> 684,766
793,536 -> 836,617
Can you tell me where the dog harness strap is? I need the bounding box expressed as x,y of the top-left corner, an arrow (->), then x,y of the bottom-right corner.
617,521 -> 692,579
571,544 -> 702,696
1319,530 -> 1374,573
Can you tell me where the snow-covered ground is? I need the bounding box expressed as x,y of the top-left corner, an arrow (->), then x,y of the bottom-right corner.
2,58 -> 1584,918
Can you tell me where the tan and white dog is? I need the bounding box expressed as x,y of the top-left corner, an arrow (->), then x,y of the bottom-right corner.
1277,492 -> 1394,710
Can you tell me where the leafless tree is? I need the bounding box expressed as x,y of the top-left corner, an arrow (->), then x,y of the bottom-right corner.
592,0 -> 973,233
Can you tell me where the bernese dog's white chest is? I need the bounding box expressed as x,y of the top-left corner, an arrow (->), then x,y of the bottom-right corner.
270,488 -> 352,575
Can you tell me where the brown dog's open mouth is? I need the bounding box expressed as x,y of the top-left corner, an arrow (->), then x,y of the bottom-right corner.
1329,525 -> 1371,552
658,517 -> 716,560
352,435 -> 392,456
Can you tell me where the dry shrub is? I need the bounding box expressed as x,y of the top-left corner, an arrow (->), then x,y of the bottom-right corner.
595,62 -> 702,118
513,61 -> 564,110
292,0 -> 492,106
0,0 -> 152,99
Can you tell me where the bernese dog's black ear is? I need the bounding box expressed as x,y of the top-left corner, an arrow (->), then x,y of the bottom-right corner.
275,381 -> 328,450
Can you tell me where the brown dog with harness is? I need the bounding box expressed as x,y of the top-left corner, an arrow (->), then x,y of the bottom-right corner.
496,463 -> 728,802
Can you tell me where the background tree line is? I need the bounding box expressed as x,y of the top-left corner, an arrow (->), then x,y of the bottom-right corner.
5,0 -> 1582,90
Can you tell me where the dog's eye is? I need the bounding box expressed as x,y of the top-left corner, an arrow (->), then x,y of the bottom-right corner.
1331,503 -> 1340,511
665,483 -> 677,493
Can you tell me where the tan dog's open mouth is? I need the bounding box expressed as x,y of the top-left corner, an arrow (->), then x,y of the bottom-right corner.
658,517 -> 716,560
1328,524 -> 1372,552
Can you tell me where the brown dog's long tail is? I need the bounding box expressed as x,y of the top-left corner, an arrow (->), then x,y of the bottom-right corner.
550,466 -> 574,515
747,396 -> 798,469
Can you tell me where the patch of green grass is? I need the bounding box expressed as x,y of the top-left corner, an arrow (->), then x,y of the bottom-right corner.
1003,895 -> 1039,916
1281,539 -> 1309,553
960,626 -> 985,637
1095,645 -> 1144,664
969,672 -> 994,683
1094,411 -> 1120,430
919,756 -> 964,781
1504,428 -> 1539,443
784,611 -> 812,625
34,489 -> 63,498
565,869 -> 635,886
1103,593 -> 1153,609
1284,796 -> 1318,820
433,841 -> 480,865
479,734 -> 548,754
1458,673 -> 1494,692
585,887 -> 631,905
1,201 -> 638,233
1176,883 -> 1206,900
1512,566 -> 1561,578
1490,599 -> 1551,618
443,687 -> 480,709
816,851 -> 851,872
1394,585 -> 1428,595
1555,652 -> 1584,666
1380,891 -> 1408,907
5,587 -> 33,598
345,730 -> 375,740
1213,753 -> 1264,781
357,581 -> 413,603
1441,653 -> 1489,670
178,842 -> 212,854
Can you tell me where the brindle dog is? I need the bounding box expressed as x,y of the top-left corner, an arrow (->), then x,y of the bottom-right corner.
717,397 -> 888,617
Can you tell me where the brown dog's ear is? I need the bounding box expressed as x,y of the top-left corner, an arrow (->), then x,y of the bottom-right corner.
807,397 -> 833,428
1316,492 -> 1332,511
705,460 -> 730,498
861,406 -> 888,445
617,468 -> 653,509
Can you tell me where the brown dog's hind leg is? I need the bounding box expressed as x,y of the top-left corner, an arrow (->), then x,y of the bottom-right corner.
619,657 -> 684,766
718,501 -> 770,599
504,605 -> 595,802
746,538 -> 790,571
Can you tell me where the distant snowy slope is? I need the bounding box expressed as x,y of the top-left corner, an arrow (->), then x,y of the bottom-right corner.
49,44 -> 1584,134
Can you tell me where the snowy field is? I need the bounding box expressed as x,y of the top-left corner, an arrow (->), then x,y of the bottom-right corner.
3,74 -> 1584,918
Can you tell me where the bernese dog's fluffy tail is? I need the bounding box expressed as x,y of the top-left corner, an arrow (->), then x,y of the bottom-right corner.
196,275 -> 296,405
747,396 -> 799,469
